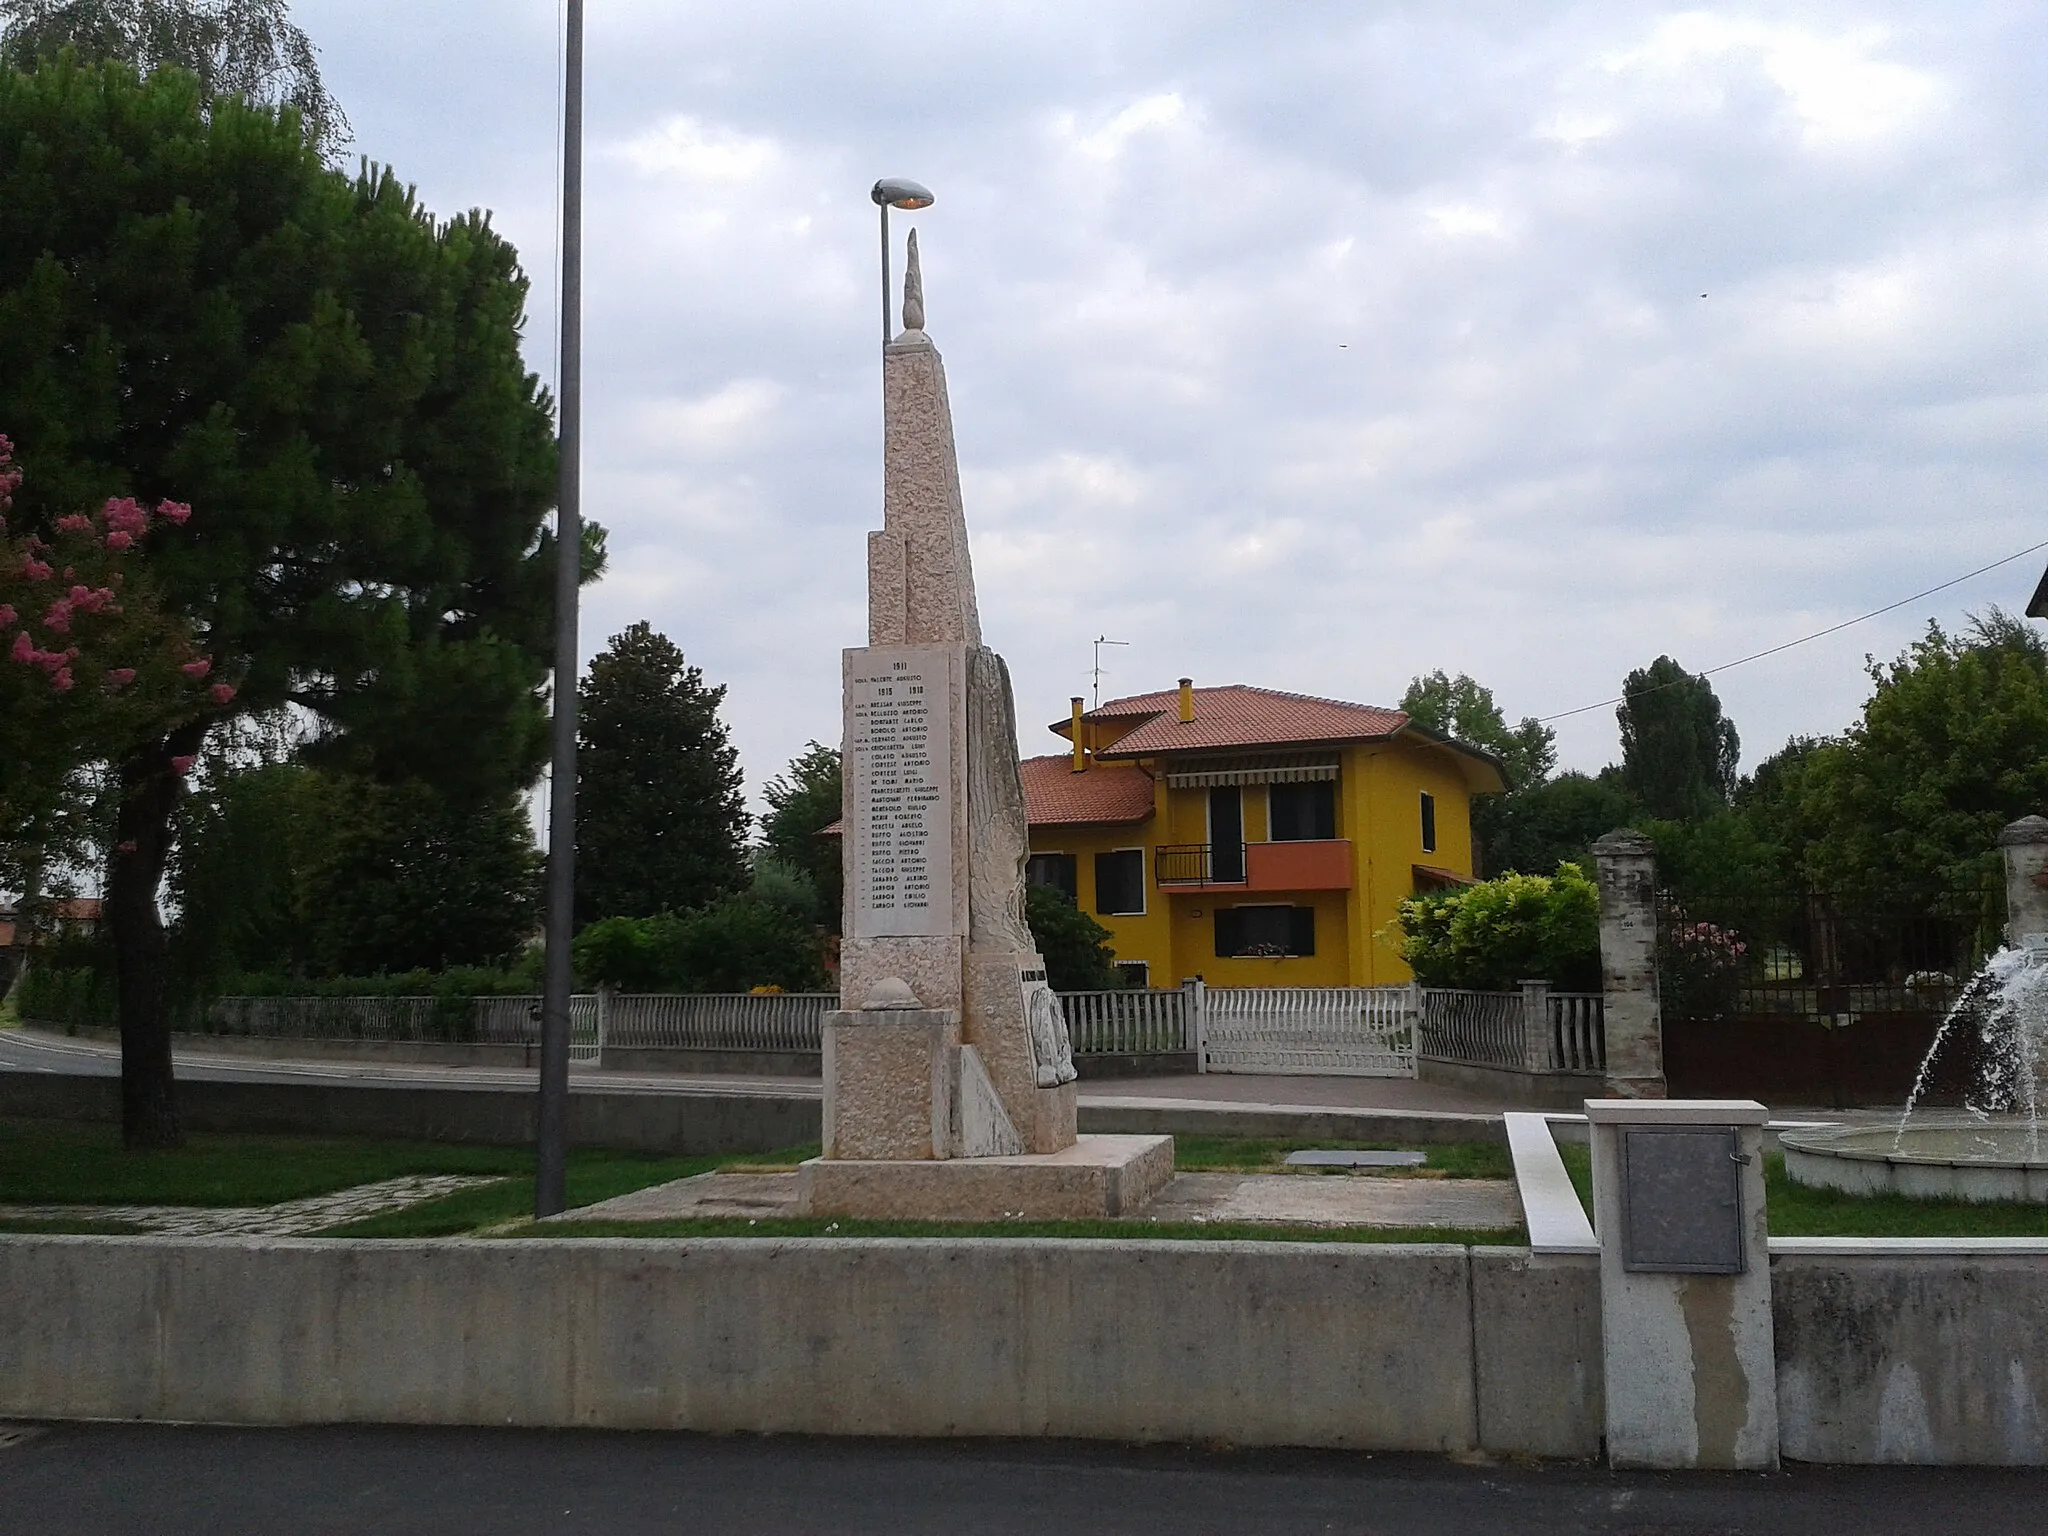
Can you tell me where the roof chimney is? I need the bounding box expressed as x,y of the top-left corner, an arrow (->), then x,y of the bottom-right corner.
1178,678 -> 1195,724
1070,696 -> 1087,772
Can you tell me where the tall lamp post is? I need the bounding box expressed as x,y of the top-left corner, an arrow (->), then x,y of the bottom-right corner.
871,178 -> 934,347
536,0 -> 585,1219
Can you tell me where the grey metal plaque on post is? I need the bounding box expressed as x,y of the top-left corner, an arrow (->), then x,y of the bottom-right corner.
1618,1125 -> 1746,1274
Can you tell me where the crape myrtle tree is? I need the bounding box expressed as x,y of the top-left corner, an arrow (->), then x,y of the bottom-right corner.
1617,656 -> 1741,823
0,60 -> 579,1145
0,0 -> 348,158
574,623 -> 748,927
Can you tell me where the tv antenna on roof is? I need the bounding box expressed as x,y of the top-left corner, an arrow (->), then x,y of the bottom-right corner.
1092,636 -> 1130,713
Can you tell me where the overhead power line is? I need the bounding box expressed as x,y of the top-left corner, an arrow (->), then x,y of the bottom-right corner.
1536,535 -> 2048,725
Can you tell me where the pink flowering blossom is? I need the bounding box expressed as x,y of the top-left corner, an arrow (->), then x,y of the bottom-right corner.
0,604 -> 12,628
102,497 -> 149,536
20,555 -> 51,580
9,631 -> 31,665
209,682 -> 236,705
156,500 -> 192,526
105,667 -> 137,688
104,530 -> 133,551
50,666 -> 73,691
54,514 -> 92,534
169,755 -> 197,775
180,658 -> 212,679
115,840 -> 137,855
40,598 -> 72,634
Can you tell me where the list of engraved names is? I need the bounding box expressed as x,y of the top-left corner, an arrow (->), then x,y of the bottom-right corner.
847,648 -> 952,937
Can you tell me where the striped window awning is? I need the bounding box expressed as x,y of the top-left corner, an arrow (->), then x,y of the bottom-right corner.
1164,755 -> 1339,789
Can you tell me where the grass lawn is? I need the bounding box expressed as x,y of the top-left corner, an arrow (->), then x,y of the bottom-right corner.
1171,1136 -> 1511,1179
1554,1140 -> 2048,1239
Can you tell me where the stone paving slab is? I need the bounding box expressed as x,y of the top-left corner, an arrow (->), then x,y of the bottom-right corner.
0,1174 -> 503,1236
555,1168 -> 1522,1229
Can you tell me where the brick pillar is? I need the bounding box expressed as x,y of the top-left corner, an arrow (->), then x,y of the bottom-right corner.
1594,829 -> 1666,1098
1999,815 -> 2048,948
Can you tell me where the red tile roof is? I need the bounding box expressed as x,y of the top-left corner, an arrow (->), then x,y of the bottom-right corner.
1020,755 -> 1156,825
1065,684 -> 1409,757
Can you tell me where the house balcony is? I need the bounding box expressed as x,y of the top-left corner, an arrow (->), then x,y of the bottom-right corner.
1153,840 -> 1354,893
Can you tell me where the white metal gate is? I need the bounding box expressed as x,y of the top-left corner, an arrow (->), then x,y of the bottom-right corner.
1200,985 -> 1418,1077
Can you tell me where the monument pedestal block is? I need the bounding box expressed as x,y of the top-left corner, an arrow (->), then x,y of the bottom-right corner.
796,1134 -> 1175,1221
821,1008 -> 957,1162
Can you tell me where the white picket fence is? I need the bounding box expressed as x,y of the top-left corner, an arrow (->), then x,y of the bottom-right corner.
1059,987 -> 1196,1055
601,992 -> 834,1051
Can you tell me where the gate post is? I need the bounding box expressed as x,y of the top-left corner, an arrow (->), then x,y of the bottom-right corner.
2000,815 -> 2048,948
1183,977 -> 1208,1071
1593,829 -> 1667,1098
1518,979 -> 1553,1074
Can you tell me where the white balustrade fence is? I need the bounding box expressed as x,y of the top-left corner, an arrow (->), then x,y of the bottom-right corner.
1059,988 -> 1194,1055
600,993 -> 834,1051
205,995 -> 445,1041
1548,993 -> 1606,1072
1200,985 -> 1419,1077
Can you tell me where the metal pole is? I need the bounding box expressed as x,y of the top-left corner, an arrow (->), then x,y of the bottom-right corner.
536,0 -> 584,1219
879,202 -> 891,349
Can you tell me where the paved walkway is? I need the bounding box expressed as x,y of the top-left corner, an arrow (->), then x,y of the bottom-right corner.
559,1167 -> 1523,1229
0,1175 -> 501,1237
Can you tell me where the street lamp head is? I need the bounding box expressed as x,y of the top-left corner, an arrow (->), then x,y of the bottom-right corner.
871,177 -> 935,210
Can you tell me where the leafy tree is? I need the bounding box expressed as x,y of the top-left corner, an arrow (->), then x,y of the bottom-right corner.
0,60 -> 570,1144
1795,612 -> 2048,912
1617,656 -> 1740,822
1471,769 -> 1637,877
761,741 -> 842,929
574,623 -> 748,927
0,0 -> 348,157
1400,670 -> 1555,789
169,757 -> 543,983
300,780 -> 542,975
571,862 -> 829,994
1024,883 -> 1120,991
1393,865 -> 1600,991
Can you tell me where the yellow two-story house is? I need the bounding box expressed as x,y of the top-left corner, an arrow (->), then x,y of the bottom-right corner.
1022,681 -> 1504,988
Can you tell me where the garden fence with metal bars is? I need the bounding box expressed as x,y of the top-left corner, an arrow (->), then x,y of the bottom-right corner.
1655,886 -> 2002,1104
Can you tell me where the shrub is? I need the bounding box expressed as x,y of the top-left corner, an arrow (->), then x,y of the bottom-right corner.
1024,884 -> 1121,992
1393,864 -> 1600,991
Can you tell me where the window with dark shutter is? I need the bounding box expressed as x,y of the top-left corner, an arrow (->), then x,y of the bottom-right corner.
1025,853 -> 1077,902
1268,781 -> 1336,841
1420,791 -> 1437,853
1095,849 -> 1145,915
1214,904 -> 1315,957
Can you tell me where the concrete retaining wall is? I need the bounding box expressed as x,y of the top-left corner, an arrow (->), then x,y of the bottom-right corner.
600,1046 -> 821,1077
0,1235 -> 1601,1452
1774,1249 -> 2048,1464
0,1071 -> 818,1155
50,1024 -> 542,1070
1417,1058 -> 1606,1111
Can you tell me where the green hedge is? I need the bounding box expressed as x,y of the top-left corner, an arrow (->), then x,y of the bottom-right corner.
15,965 -> 118,1032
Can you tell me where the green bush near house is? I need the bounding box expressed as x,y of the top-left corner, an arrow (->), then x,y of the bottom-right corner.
1393,864 -> 1601,992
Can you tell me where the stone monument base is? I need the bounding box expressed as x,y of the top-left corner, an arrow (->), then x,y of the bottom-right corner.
796,1134 -> 1175,1221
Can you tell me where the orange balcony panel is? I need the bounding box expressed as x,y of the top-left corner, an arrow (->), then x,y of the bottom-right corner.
1245,839 -> 1354,892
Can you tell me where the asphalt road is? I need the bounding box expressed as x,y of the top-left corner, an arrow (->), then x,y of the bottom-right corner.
0,1424 -> 2043,1536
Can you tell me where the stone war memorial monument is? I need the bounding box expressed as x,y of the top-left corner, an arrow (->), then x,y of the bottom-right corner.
796,233 -> 1174,1220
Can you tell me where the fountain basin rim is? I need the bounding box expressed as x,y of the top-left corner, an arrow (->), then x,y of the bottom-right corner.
1780,1121 -> 2048,1170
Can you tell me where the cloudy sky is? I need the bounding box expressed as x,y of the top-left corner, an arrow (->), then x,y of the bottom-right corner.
300,0 -> 2046,808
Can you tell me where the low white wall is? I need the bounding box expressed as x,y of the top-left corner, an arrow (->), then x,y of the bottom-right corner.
0,1236 -> 1601,1454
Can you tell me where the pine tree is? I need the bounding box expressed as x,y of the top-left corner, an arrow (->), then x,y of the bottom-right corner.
0,59 -> 568,1144
574,623 -> 748,925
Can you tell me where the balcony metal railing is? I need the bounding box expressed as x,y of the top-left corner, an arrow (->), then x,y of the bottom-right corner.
1154,843 -> 1247,885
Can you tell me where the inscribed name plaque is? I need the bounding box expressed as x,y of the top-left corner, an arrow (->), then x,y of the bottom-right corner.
846,645 -> 956,938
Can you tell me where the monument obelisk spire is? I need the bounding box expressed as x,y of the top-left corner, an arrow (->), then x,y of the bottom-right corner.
867,230 -> 982,651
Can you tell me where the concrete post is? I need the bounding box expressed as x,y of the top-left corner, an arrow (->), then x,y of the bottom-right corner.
1588,1097 -> 1777,1470
1593,829 -> 1666,1098
1519,979 -> 1553,1074
1184,977 -> 1209,1071
1999,815 -> 2048,947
